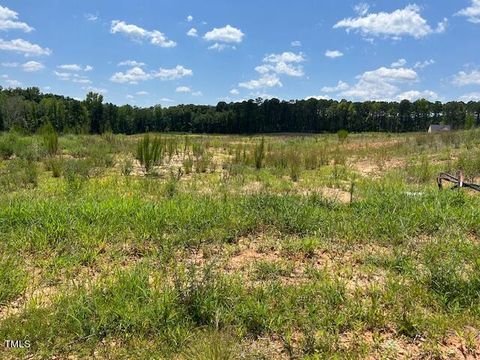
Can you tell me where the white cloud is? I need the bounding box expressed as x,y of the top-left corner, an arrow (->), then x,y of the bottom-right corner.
0,5 -> 34,32
204,25 -> 244,43
136,91 -> 148,96
325,50 -> 344,58
396,90 -> 438,101
306,95 -> 330,100
239,74 -> 283,90
176,86 -> 191,93
187,15 -> 193,22
230,89 -> 240,95
187,28 -> 198,37
85,13 -> 99,22
110,20 -> 176,48
84,86 -> 107,94
291,40 -> 302,47
452,69 -> 480,86
459,92 -> 480,101
54,71 -> 91,84
154,65 -> 193,80
241,51 -> 305,90
321,81 -> 349,93
207,43 -> 236,51
339,66 -> 419,100
22,61 -> 44,72
391,58 -> 407,68
118,60 -> 145,67
160,97 -> 174,102
192,91 -> 203,96
334,5 -> 447,39
354,2 -> 370,16
414,59 -> 435,69
264,52 -> 305,64
6,79 -> 22,87
126,94 -> 134,100
1,62 -> 18,67
456,0 -> 480,24
58,64 -> 93,72
110,65 -> 192,84
110,66 -> 151,84
0,38 -> 51,56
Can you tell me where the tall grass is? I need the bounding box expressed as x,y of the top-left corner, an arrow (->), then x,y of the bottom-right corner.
136,135 -> 163,173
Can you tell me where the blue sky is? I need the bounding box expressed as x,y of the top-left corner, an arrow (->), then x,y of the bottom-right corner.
1,0 -> 480,106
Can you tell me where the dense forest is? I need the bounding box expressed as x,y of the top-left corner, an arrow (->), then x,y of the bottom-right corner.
1,87 -> 479,135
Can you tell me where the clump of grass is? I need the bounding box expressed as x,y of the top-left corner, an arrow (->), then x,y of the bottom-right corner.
253,137 -> 265,170
39,122 -> 59,156
0,256 -> 27,305
136,135 -> 163,173
183,156 -> 194,174
337,129 -> 349,142
0,159 -> 38,191
182,331 -> 236,360
45,157 -> 63,178
287,150 -> 302,182
120,158 -> 133,176
63,158 -> 92,193
0,132 -> 17,159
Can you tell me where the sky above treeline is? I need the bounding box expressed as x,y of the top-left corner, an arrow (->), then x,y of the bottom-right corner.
0,1 -> 480,106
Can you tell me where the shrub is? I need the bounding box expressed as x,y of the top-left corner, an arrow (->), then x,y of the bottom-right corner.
337,129 -> 349,142
136,135 -> 163,173
40,122 -> 59,156
0,132 -> 17,159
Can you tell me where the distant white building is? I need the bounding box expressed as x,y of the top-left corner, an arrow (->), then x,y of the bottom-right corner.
428,124 -> 451,133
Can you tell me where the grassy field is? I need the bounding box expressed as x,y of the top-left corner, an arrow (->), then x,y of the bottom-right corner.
0,130 -> 480,359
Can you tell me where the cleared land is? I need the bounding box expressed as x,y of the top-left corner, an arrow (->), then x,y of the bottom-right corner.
0,131 -> 480,359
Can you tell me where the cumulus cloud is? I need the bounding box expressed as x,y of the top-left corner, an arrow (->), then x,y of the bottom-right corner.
305,95 -> 330,100
396,90 -> 438,101
187,28 -> 198,37
187,15 -> 193,22
176,86 -> 191,93
325,50 -> 344,58
291,40 -> 302,47
54,70 -> 91,84
456,0 -> 480,24
334,5 -> 447,39
110,20 -> 176,48
204,25 -> 244,43
452,69 -> 480,86
240,51 -> 305,90
321,81 -> 349,93
0,38 -> 51,56
338,66 -> 419,100
110,65 -> 193,84
354,2 -> 370,16
85,13 -> 99,22
414,59 -> 435,69
118,60 -> 146,67
0,5 -> 34,32
391,58 -> 407,68
58,64 -> 93,72
239,74 -> 283,90
22,61 -> 44,72
207,43 -> 236,51
459,92 -> 480,101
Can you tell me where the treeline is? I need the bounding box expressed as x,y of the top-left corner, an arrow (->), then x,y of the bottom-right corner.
1,86 -> 479,135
